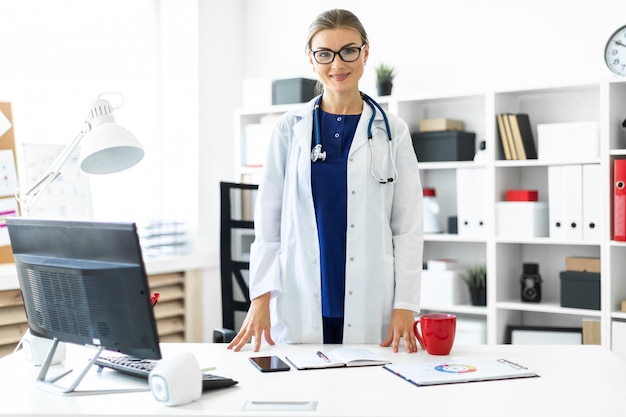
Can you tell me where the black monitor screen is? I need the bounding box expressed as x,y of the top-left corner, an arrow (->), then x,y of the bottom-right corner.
6,217 -> 161,360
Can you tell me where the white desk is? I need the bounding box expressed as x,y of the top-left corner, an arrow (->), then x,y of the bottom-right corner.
1,342 -> 625,417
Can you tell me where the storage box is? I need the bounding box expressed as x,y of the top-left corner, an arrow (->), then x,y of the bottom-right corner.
272,78 -> 317,105
412,131 -> 476,162
419,118 -> 464,132
565,256 -> 600,273
537,121 -> 599,161
420,270 -> 470,307
496,202 -> 548,238
455,317 -> 487,345
560,271 -> 600,310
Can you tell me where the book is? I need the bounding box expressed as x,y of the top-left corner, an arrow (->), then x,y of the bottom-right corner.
508,113 -> 537,160
384,357 -> 538,386
496,114 -> 512,160
507,114 -> 527,160
285,348 -> 391,370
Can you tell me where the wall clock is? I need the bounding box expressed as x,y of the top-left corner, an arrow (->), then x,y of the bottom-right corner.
605,25 -> 626,76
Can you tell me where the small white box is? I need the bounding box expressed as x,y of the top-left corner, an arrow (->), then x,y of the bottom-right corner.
456,317 -> 487,345
421,270 -> 470,307
496,202 -> 549,238
537,121 -> 599,161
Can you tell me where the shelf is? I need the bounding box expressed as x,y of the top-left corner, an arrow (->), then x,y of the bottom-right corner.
497,300 -> 602,317
233,80 -> 626,351
495,237 -> 601,246
494,159 -> 601,168
418,161 -> 484,170
424,234 -> 487,243
422,304 -> 487,316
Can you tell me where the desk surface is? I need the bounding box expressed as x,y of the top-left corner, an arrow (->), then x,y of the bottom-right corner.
1,342 -> 625,417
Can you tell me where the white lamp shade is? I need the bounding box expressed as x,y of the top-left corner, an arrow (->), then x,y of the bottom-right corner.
79,122 -> 144,174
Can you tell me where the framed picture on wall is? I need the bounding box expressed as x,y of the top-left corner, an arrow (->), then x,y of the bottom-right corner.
505,325 -> 582,345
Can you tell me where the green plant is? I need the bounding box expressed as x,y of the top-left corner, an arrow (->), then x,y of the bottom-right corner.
376,63 -> 395,83
463,264 -> 487,290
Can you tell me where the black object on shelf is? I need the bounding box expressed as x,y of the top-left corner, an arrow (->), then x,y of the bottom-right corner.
560,271 -> 601,310
272,78 -> 317,105
412,131 -> 476,162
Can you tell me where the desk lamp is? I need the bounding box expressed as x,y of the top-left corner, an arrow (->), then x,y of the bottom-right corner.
15,97 -> 144,214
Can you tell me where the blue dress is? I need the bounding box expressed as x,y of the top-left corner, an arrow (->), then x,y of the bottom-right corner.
311,110 -> 360,325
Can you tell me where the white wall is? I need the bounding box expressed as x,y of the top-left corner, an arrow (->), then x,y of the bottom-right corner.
240,0 -> 626,96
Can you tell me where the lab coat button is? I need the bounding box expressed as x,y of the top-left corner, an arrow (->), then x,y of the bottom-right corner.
350,224 -> 355,228
349,257 -> 354,262
351,190 -> 356,195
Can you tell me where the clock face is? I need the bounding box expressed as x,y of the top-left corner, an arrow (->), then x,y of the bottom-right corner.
605,25 -> 626,76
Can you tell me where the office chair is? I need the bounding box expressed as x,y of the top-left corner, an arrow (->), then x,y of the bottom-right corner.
215,181 -> 258,343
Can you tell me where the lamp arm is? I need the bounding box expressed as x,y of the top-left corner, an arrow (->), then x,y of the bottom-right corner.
17,126 -> 89,213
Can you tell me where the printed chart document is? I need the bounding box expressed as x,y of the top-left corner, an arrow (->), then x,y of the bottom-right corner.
285,348 -> 390,370
384,357 -> 539,386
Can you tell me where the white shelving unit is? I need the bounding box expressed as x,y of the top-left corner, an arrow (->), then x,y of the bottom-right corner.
233,80 -> 626,352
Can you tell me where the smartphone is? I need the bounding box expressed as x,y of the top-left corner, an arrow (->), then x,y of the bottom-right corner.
249,355 -> 291,372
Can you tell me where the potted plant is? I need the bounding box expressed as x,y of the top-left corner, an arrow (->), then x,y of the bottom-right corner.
463,264 -> 487,306
376,63 -> 395,96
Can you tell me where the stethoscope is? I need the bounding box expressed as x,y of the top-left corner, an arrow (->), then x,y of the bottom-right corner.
311,93 -> 398,184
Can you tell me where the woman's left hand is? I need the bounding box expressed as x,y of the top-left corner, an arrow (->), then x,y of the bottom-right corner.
380,309 -> 418,353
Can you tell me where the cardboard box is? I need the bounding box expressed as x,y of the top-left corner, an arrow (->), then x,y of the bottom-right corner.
565,256 -> 600,273
419,118 -> 464,132
272,78 -> 317,105
496,202 -> 549,238
582,319 -> 601,345
420,270 -> 469,306
537,121 -> 599,161
560,271 -> 600,310
412,131 -> 476,162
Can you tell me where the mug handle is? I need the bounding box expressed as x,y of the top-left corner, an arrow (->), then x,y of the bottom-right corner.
413,319 -> 426,351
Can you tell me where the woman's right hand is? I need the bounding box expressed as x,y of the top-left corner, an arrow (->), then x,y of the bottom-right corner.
227,292 -> 274,352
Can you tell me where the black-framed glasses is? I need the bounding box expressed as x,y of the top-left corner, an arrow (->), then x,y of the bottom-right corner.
309,44 -> 366,64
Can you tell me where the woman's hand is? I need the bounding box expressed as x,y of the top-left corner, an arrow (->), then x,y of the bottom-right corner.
380,309 -> 418,353
227,292 -> 274,352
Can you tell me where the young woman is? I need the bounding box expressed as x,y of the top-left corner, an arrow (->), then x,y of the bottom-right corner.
228,9 -> 423,353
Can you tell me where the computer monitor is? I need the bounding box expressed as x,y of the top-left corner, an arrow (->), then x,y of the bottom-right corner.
6,217 -> 162,394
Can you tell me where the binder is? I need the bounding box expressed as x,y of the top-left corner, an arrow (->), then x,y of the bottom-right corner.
456,168 -> 487,237
582,164 -> 602,241
614,160 -> 626,241
548,165 -> 583,240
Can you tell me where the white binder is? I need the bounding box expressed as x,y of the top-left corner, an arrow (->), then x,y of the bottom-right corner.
582,164 -> 602,241
456,168 -> 487,237
548,165 -> 583,239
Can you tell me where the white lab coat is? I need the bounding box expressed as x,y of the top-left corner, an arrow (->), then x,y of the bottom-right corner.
249,95 -> 423,344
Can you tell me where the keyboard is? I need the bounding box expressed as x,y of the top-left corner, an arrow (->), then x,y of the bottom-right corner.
95,355 -> 238,391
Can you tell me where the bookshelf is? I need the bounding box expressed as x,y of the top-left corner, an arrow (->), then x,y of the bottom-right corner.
233,80 -> 626,353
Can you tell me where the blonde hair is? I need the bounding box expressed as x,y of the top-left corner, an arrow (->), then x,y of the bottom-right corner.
305,9 -> 369,51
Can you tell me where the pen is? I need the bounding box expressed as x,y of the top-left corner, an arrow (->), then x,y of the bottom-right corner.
316,351 -> 330,363
150,292 -> 160,307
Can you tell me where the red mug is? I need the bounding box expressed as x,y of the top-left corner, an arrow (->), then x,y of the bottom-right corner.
413,313 -> 456,355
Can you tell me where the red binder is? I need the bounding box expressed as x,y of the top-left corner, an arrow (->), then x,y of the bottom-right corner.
614,160 -> 626,241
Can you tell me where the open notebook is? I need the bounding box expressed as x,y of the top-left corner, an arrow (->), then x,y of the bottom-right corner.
384,357 -> 539,386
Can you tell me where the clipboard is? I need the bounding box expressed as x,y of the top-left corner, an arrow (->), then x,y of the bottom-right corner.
384,357 -> 539,387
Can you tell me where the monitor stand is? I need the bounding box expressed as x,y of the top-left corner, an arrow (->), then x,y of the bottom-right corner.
35,338 -> 150,396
